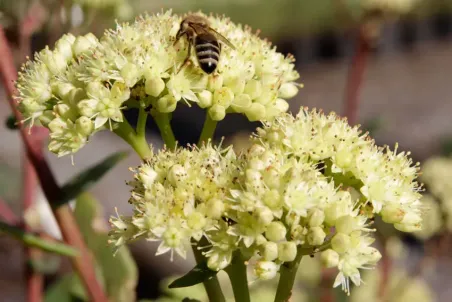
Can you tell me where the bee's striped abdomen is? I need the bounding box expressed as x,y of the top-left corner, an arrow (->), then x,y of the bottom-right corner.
195,34 -> 220,74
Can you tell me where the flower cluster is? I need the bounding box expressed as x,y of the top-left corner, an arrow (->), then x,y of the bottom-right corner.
15,11 -> 299,157
419,156 -> 452,233
255,109 -> 423,233
109,143 -> 240,261
110,108 -> 423,293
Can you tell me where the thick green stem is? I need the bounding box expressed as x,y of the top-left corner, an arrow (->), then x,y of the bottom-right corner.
137,107 -> 148,138
198,112 -> 218,146
113,118 -> 152,159
191,237 -> 226,302
0,221 -> 78,257
224,253 -> 251,302
150,110 -> 176,149
274,247 -> 304,302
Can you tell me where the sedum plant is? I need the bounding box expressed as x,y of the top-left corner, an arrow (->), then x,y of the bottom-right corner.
15,10 -> 424,302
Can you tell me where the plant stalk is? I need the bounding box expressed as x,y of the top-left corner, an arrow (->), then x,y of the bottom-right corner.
343,25 -> 370,125
191,238 -> 226,302
224,253 -> 251,302
0,26 -> 109,302
113,117 -> 152,159
274,247 -> 304,302
150,109 -> 176,149
0,221 -> 78,257
198,113 -> 218,145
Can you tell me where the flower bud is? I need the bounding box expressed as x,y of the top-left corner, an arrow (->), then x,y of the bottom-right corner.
307,226 -> 326,246
197,90 -> 213,108
72,36 -> 93,56
255,207 -> 274,226
187,212 -> 206,230
208,104 -> 226,121
335,148 -> 354,169
55,103 -> 76,120
262,167 -> 280,189
262,242 -> 278,261
157,94 -> 177,113
254,261 -> 279,280
331,233 -> 351,254
84,33 -> 98,46
208,74 -> 223,91
77,99 -> 97,117
381,204 -> 405,224
139,166 -> 158,188
245,103 -> 266,122
274,98 -> 289,113
364,247 -> 382,264
265,222 -> 287,242
38,110 -> 54,127
231,94 -> 251,113
55,35 -> 74,60
278,241 -> 297,262
121,63 -> 141,87
207,252 -> 230,271
320,249 -> 339,268
168,164 -> 187,186
308,208 -> 325,227
75,116 -> 94,136
278,83 -> 299,99
41,49 -> 67,74
52,82 -> 74,99
335,215 -> 357,234
244,79 -> 262,100
145,77 -> 165,97
205,198 -> 225,219
213,87 -> 234,108
263,189 -> 282,209
285,212 -> 300,226
225,77 -> 245,94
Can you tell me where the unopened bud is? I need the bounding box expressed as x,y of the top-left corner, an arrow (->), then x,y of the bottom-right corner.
157,94 -> 177,113
245,103 -> 266,121
145,77 -> 165,97
75,116 -> 94,136
213,87 -> 234,108
307,226 -> 326,246
231,94 -> 251,113
254,261 -> 279,280
320,249 -> 339,268
121,63 -> 141,87
278,241 -> 297,262
331,233 -> 351,254
263,242 -> 278,261
244,79 -> 262,99
208,104 -> 226,121
308,208 -> 325,227
265,222 -> 287,242
197,90 -> 213,108
278,83 -> 299,99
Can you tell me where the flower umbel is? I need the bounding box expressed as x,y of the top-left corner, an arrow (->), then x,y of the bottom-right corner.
16,11 -> 300,157
109,108 -> 423,294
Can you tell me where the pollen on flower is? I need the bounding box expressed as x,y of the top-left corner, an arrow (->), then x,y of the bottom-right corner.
15,10 -> 300,157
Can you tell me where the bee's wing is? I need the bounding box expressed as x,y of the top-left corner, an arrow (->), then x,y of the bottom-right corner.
208,27 -> 236,50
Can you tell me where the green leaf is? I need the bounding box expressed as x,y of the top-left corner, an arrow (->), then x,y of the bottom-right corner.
55,151 -> 128,207
168,261 -> 219,289
44,274 -> 75,302
73,193 -> 138,302
0,221 -> 78,257
5,115 -> 18,130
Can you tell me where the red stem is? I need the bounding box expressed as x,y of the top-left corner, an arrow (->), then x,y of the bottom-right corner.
0,26 -> 109,302
23,156 -> 43,302
343,27 -> 370,125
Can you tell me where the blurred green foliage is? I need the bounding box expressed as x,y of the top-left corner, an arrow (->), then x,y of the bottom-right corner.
45,193 -> 138,302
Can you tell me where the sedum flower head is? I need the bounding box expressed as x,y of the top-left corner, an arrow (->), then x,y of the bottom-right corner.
109,108 -> 426,293
255,108 -> 423,234
16,11 -> 299,157
421,156 -> 452,232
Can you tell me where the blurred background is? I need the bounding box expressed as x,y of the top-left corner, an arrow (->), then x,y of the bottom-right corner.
1,0 -> 452,301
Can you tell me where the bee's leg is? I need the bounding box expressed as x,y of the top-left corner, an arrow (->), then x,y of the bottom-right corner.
173,30 -> 185,46
176,41 -> 192,74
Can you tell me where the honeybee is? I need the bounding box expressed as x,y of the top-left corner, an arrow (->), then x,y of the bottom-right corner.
174,14 -> 236,74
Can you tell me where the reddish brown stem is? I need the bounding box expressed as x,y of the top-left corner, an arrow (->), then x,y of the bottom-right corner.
23,157 -> 43,302
0,198 -> 20,224
0,26 -> 109,302
378,250 -> 391,299
343,27 -> 370,125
